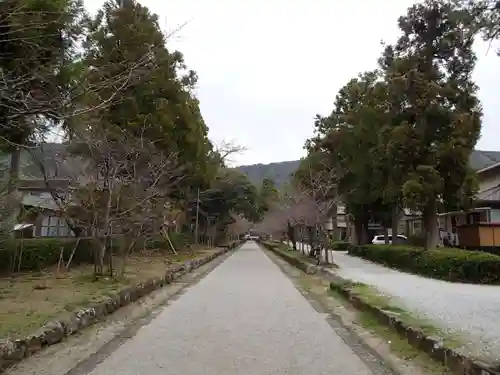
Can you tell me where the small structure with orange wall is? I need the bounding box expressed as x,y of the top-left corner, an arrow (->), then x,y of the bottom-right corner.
456,222 -> 500,254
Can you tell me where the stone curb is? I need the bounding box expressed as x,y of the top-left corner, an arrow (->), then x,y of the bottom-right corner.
262,241 -> 500,375
260,241 -> 331,275
0,241 -> 242,371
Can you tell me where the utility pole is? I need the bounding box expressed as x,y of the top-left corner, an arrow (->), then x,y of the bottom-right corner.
194,187 -> 200,244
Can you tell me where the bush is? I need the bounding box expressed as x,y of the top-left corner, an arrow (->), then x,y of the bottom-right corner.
260,241 -> 308,268
330,240 -> 350,251
407,233 -> 426,247
169,232 -> 191,250
145,232 -> 192,253
0,238 -> 96,272
348,244 -> 500,284
144,237 -> 169,252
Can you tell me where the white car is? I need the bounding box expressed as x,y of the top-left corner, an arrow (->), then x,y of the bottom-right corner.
244,234 -> 259,240
372,234 -> 408,245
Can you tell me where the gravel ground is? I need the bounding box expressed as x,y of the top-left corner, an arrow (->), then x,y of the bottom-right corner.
333,252 -> 500,361
83,241 -> 382,375
293,241 -> 500,362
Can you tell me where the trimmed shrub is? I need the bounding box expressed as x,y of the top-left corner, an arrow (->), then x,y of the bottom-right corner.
0,238 -> 18,272
0,238 -> 96,272
331,240 -> 350,251
348,244 -> 500,284
145,233 -> 192,253
260,241 -> 310,271
145,237 -> 169,252
169,232 -> 191,250
407,233 -> 425,247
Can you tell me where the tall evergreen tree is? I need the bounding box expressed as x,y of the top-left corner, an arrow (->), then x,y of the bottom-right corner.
81,0 -> 212,194
381,0 -> 481,248
0,0 -> 85,190
259,178 -> 279,211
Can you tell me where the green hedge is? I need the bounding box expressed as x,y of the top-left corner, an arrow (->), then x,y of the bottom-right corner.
407,233 -> 426,247
0,233 -> 196,273
260,241 -> 313,272
0,238 -> 97,272
348,244 -> 500,284
146,232 -> 192,252
330,241 -> 350,251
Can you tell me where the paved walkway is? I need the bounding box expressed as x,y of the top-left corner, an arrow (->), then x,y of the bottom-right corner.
84,241 -> 380,375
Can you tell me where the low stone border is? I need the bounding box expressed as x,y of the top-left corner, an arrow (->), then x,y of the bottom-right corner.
262,241 -> 500,375
260,241 -> 331,276
0,242 -> 241,371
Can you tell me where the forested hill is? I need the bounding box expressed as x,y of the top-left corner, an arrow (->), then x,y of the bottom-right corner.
236,149 -> 500,187
235,160 -> 300,187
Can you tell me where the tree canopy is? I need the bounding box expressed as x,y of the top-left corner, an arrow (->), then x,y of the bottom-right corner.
296,0 -> 483,248
0,0 -> 263,261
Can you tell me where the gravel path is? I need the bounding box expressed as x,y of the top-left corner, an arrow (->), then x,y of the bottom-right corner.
291,241 -> 500,361
331,250 -> 500,362
84,242 -> 381,375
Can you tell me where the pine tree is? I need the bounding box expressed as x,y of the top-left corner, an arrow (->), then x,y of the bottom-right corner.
81,0 -> 212,193
0,0 -> 84,188
382,0 -> 482,248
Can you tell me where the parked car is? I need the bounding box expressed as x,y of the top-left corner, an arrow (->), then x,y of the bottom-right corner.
243,234 -> 259,240
372,234 -> 408,245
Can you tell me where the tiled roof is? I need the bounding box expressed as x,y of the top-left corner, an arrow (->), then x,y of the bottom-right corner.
18,179 -> 70,191
0,143 -> 87,180
21,193 -> 61,211
477,185 -> 500,201
469,150 -> 500,171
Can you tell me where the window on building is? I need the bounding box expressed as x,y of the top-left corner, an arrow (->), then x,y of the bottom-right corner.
412,221 -> 422,234
40,216 -> 74,237
467,212 -> 481,225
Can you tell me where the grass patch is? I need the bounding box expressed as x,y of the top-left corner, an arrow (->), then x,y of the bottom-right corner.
333,280 -> 463,350
289,270 -> 454,374
291,271 -> 455,374
263,241 -> 338,268
0,248 -> 214,339
357,312 -> 453,375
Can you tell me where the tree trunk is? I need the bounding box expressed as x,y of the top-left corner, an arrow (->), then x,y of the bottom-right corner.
98,189 -> 113,276
287,221 -> 296,250
423,198 -> 439,250
320,227 -> 330,264
306,226 -> 314,254
65,237 -> 81,270
107,235 -> 113,278
354,220 -> 362,245
383,227 -> 390,244
391,205 -> 402,245
8,147 -> 21,194
120,237 -> 137,278
7,148 -> 22,235
354,219 -> 370,245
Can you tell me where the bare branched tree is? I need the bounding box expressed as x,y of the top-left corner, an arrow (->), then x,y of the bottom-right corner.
73,121 -> 186,276
27,122 -> 185,277
257,159 -> 338,263
215,140 -> 247,165
295,161 -> 339,263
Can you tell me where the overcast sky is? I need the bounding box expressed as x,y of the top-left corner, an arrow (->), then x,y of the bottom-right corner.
85,0 -> 500,166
